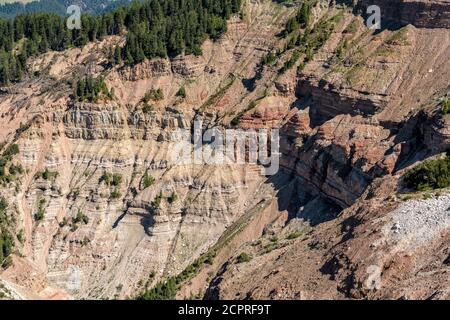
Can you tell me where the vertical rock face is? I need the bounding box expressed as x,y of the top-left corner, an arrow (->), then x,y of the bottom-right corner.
280,114 -> 393,207
358,0 -> 450,28
297,78 -> 381,119
4,95 -> 269,299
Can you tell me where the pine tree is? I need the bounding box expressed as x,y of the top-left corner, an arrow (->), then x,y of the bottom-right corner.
114,45 -> 122,65
297,2 -> 311,27
0,0 -> 243,86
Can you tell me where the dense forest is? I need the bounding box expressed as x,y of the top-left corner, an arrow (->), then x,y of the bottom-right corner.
0,0 -> 242,86
0,0 -> 132,19
0,0 -> 67,19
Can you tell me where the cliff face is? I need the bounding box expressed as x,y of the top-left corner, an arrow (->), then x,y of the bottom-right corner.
198,1 -> 450,300
358,0 -> 450,29
0,0 -> 450,300
0,0 -> 296,299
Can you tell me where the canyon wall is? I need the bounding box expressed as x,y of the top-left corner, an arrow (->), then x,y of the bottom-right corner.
0,0 -> 449,300
358,0 -> 450,28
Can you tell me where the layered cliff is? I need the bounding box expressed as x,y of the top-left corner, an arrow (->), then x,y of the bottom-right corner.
0,0 -> 449,300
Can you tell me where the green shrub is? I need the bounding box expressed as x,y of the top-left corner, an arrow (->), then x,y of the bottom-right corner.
59,217 -> 68,227
17,230 -> 24,244
72,210 -> 89,225
0,197 -> 8,215
111,188 -> 121,199
152,192 -> 163,208
402,195 -> 413,201
336,39 -> 348,59
81,237 -> 90,247
137,277 -> 177,300
137,249 -> 216,300
279,50 -> 301,74
8,164 -> 23,175
111,173 -> 122,187
283,1 -> 312,35
100,172 -> 112,185
287,231 -> 302,240
200,74 -> 236,110
261,51 -> 277,66
204,251 -> 216,265
142,103 -> 152,114
143,88 -> 164,102
263,242 -> 278,254
0,144 -> 20,183
167,192 -> 178,204
404,156 -> 450,191
100,172 -> 122,187
297,62 -> 306,73
2,144 -> 19,159
37,168 -> 58,181
344,19 -> 359,34
143,171 -> 155,189
423,193 -> 433,200
0,197 -> 14,268
0,233 -> 13,258
231,101 -> 258,126
34,210 -> 44,221
34,198 -> 46,221
441,99 -> 450,115
176,86 -> 186,99
236,252 -> 252,263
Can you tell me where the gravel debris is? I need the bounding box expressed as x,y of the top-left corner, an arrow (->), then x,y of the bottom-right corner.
381,195 -> 450,250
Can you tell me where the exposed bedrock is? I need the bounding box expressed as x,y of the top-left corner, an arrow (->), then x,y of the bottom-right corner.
297,78 -> 381,123
357,0 -> 450,29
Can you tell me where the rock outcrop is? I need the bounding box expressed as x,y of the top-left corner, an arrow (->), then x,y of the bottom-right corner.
358,0 -> 450,29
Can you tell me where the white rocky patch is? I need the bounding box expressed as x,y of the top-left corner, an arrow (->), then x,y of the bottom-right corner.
381,195 -> 450,251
